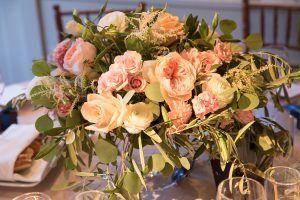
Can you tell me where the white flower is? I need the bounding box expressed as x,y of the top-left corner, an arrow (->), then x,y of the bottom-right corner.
25,76 -> 50,100
97,11 -> 127,32
123,102 -> 154,134
202,73 -> 233,109
65,20 -> 83,37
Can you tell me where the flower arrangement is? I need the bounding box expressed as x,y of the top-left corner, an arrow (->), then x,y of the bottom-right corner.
20,2 -> 300,199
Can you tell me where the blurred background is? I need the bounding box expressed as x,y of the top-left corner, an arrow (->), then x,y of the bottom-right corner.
0,0 -> 299,84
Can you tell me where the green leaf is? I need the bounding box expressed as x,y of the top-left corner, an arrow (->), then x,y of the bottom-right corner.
44,127 -> 67,136
220,19 -> 237,34
152,141 -> 175,167
145,83 -> 164,102
147,101 -> 160,117
199,19 -> 208,38
32,60 -> 51,76
148,154 -> 165,172
74,172 -> 102,177
30,85 -> 55,108
161,163 -> 174,176
193,143 -> 206,160
34,140 -> 58,160
35,114 -> 53,132
234,121 -> 255,143
122,172 -> 142,194
51,181 -> 81,191
138,135 -> 145,170
257,133 -> 273,152
94,139 -> 118,164
144,129 -> 162,143
161,106 -> 169,122
66,110 -> 82,128
132,160 -> 146,188
66,130 -> 75,144
245,33 -> 263,50
125,37 -> 144,53
67,144 -> 77,166
179,157 -> 190,170
238,93 -> 260,110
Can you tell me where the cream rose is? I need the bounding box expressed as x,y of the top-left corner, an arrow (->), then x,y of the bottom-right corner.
97,11 -> 127,32
202,73 -> 234,109
65,20 -> 84,37
142,60 -> 159,83
81,92 -> 128,133
63,38 -> 97,75
155,52 -> 196,103
123,102 -> 153,134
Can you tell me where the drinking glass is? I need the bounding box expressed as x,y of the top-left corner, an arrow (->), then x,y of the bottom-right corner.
12,192 -> 51,200
216,177 -> 266,200
0,74 -> 5,96
75,190 -> 108,200
265,166 -> 300,200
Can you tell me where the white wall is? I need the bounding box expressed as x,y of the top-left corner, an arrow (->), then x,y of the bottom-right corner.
0,0 -> 299,84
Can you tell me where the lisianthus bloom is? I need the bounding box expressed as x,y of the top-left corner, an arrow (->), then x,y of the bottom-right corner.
81,92 -> 128,133
63,38 -> 97,75
192,91 -> 219,118
214,39 -> 233,63
140,11 -> 184,45
65,20 -> 84,37
234,109 -> 254,124
52,39 -> 71,68
123,102 -> 153,134
97,11 -> 128,32
97,64 -> 128,93
124,75 -> 147,93
114,51 -> 142,75
155,52 -> 196,103
202,73 -> 233,109
168,100 -> 192,128
56,101 -> 73,118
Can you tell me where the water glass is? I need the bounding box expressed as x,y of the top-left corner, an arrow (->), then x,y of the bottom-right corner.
216,177 -> 266,200
265,166 -> 300,200
75,190 -> 108,200
0,74 -> 5,96
12,192 -> 51,200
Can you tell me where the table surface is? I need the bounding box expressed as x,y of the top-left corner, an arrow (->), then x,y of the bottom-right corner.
0,83 -> 299,200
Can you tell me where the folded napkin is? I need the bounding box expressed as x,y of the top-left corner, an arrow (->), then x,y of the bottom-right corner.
0,124 -> 48,182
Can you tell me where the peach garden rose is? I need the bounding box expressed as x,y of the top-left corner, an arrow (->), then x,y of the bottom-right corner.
63,38 -> 97,75
192,91 -> 219,118
81,92 -> 128,133
168,100 -> 192,129
155,52 -> 196,103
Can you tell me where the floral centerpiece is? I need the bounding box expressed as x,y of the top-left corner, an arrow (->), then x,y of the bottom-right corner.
16,2 -> 300,199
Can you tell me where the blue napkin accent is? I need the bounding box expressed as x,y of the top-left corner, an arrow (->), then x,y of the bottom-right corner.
0,108 -> 17,132
284,105 -> 300,129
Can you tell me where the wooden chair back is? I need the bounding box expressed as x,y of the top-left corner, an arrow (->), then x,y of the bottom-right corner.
243,0 -> 300,50
53,2 -> 146,41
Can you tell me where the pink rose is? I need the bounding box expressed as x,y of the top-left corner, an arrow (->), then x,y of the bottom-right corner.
124,75 -> 147,93
234,109 -> 254,124
155,52 -> 196,103
180,48 -> 202,74
198,50 -> 221,72
63,38 -> 97,75
214,39 -> 232,63
98,64 -> 128,93
114,51 -> 142,75
52,39 -> 71,68
192,91 -> 219,118
168,100 -> 192,128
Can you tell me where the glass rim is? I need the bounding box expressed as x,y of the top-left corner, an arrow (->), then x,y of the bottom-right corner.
12,192 -> 51,200
217,176 -> 265,200
265,166 -> 300,186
